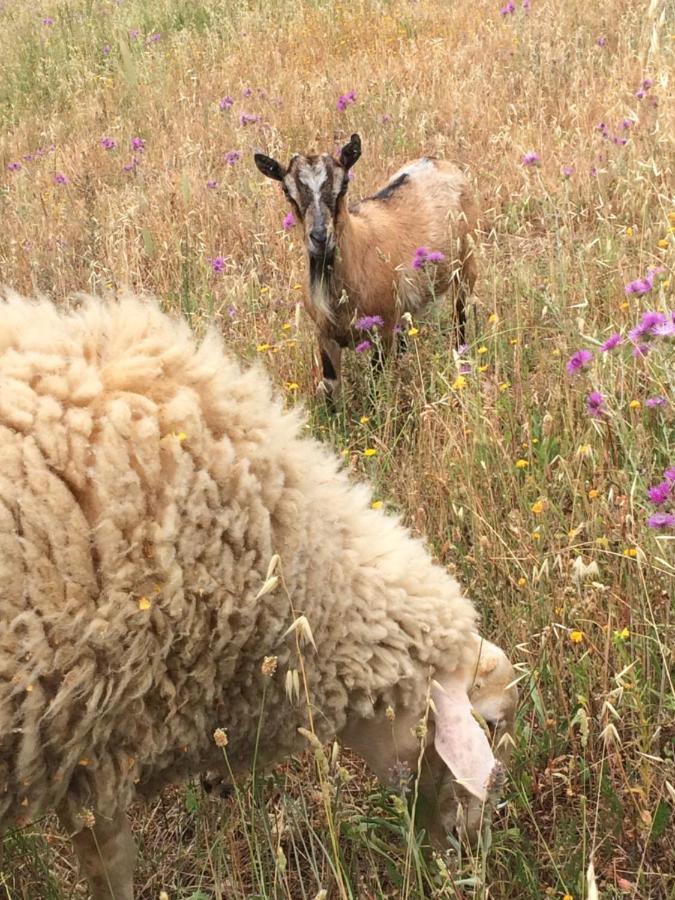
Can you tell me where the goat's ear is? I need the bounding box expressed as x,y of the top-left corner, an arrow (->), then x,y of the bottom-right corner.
339,133 -> 362,171
254,152 -> 286,182
431,677 -> 498,803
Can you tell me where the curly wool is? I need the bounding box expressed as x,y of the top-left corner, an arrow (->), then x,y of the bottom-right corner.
0,290 -> 477,832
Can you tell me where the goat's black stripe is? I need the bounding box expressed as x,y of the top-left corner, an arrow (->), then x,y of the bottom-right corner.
369,172 -> 409,202
321,350 -> 337,381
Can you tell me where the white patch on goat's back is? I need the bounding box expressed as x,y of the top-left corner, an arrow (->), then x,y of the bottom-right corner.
390,157 -> 436,182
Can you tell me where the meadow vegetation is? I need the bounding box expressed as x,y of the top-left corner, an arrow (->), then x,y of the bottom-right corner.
1,0 -> 673,897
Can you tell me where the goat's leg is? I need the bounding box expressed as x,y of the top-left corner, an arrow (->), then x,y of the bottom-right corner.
59,806 -> 136,900
455,250 -> 478,348
317,335 -> 342,402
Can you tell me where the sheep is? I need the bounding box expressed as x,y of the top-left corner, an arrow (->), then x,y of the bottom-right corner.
254,134 -> 479,399
0,290 -> 516,899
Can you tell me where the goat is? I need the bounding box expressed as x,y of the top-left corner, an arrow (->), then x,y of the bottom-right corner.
254,134 -> 479,399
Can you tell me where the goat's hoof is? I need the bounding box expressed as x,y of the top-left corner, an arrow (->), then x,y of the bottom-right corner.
316,379 -> 340,405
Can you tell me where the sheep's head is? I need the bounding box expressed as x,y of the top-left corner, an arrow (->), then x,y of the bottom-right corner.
339,635 -> 517,846
254,134 -> 361,261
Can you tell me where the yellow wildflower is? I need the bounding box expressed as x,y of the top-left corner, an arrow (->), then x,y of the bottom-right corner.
499,381 -> 510,391
570,630 -> 584,644
625,227 -> 633,237
614,627 -> 630,641
176,431 -> 188,442
623,547 -> 637,557
285,382 -> 299,390
563,894 -> 574,900
488,313 -> 499,324
282,322 -> 291,330
669,211 -> 675,223
510,338 -> 518,345
588,489 -> 599,499
359,415 -> 370,424
363,448 -> 377,457
408,327 -> 419,336
532,437 -> 539,444
138,596 -> 151,611
515,459 -> 529,469
452,375 -> 467,390
292,283 -> 302,290
478,364 -> 488,373
371,500 -> 383,509
531,500 -> 545,514
477,345 -> 488,354
256,342 -> 272,352
531,531 -> 541,541
577,444 -> 592,457
260,286 -> 270,294
620,301 -> 629,310
517,577 -> 527,588
657,239 -> 669,249
596,536 -> 609,548
629,399 -> 641,409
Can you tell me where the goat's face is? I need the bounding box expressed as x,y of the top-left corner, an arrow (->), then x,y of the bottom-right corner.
254,134 -> 362,261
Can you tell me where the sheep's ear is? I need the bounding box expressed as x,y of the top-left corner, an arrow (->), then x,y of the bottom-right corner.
431,678 -> 498,803
254,152 -> 286,182
339,133 -> 361,170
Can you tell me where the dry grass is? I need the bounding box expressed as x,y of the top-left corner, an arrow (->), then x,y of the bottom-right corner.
1,0 -> 674,897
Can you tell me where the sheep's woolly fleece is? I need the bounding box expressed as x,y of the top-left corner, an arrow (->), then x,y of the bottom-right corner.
0,290 -> 477,832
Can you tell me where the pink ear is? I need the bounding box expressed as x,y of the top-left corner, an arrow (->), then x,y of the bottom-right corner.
431,679 -> 497,802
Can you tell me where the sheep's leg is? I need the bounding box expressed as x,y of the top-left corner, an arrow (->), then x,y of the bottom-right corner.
60,806 -> 136,900
455,249 -> 478,348
317,335 -> 342,402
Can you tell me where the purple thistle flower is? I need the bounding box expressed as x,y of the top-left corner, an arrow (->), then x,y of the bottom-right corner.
129,29 -> 140,41
131,137 -> 145,153
596,36 -> 607,47
500,1 -> 515,14
566,349 -> 593,374
219,96 -> 234,110
227,306 -> 237,319
224,150 -> 241,165
100,136 -> 117,150
146,32 -> 161,43
103,44 -> 111,56
597,122 -> 610,138
381,113 -> 393,123
42,16 -> 54,26
23,154 -> 34,162
7,161 -> 22,171
522,0 -> 530,11
522,151 -> 541,167
624,267 -> 665,296
632,343 -> 650,358
123,157 -> 139,172
53,172 -> 69,185
611,136 -> 628,146
664,467 -> 675,483
355,340 -> 372,353
629,311 -> 667,342
238,112 -> 260,126
336,90 -> 357,111
647,512 -> 675,529
561,165 -> 575,177
600,332 -> 623,352
645,396 -> 668,408
635,89 -> 646,100
210,256 -> 227,274
647,481 -> 671,505
356,315 -> 384,331
426,250 -> 445,263
282,211 -> 296,231
622,118 -> 634,130
586,391 -> 606,418
206,179 -> 218,189
641,78 -> 653,90
241,86 -> 253,97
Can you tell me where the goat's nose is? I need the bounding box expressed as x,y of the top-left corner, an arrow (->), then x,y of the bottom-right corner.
310,226 -> 327,245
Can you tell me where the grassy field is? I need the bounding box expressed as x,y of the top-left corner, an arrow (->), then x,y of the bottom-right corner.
1,0 -> 674,897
